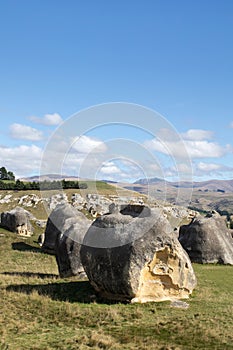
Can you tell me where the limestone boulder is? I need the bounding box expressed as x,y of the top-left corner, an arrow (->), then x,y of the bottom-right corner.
80,205 -> 196,303
18,194 -> 41,207
229,215 -> 233,229
47,193 -> 68,210
179,212 -> 233,264
0,207 -> 33,236
42,203 -> 82,254
56,215 -> 91,278
0,194 -> 12,204
162,206 -> 197,230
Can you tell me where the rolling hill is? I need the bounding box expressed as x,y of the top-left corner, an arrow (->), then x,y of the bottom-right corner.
133,177 -> 233,193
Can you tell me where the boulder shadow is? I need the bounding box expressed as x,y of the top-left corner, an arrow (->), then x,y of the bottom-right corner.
6,280 -> 127,304
1,271 -> 58,279
12,242 -> 42,253
6,280 -> 98,303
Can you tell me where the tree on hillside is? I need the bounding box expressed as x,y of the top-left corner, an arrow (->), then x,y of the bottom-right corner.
7,171 -> 15,181
0,167 -> 8,180
15,179 -> 25,190
0,167 -> 15,181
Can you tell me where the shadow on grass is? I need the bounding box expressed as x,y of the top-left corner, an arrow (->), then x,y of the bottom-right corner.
6,280 -> 128,304
1,271 -> 58,279
12,241 -> 42,253
6,280 -> 100,303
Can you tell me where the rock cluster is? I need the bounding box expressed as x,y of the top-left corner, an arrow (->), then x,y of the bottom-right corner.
47,194 -> 68,210
0,194 -> 13,204
0,192 -> 207,303
72,193 -> 145,217
18,194 -> 41,207
0,191 -> 196,224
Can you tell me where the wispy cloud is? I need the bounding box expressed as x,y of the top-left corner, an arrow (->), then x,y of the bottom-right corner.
10,123 -> 43,141
194,162 -> 233,175
196,162 -> 223,172
30,113 -> 63,126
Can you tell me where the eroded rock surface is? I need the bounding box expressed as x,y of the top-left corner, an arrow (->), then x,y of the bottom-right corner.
0,207 -> 33,236
80,205 -> 196,303
179,211 -> 233,264
42,203 -> 82,254
42,203 -> 91,277
56,215 -> 91,278
162,206 -> 196,229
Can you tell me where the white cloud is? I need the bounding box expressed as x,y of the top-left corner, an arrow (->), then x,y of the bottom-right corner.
30,113 -> 63,126
150,161 -> 233,181
194,162 -> 233,176
229,121 -> 233,128
100,161 -> 121,175
185,140 -> 225,158
10,123 -> 43,141
0,145 -> 43,178
0,144 -> 42,159
71,135 -> 107,154
173,163 -> 192,173
39,134 -> 108,177
196,162 -> 222,172
144,134 -> 227,159
181,129 -> 213,141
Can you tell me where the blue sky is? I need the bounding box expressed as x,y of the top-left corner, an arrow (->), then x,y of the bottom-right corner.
0,0 -> 233,182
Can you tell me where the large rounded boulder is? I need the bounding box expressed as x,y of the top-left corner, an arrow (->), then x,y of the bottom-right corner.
80,205 -> 196,303
179,212 -> 233,264
42,203 -> 79,254
42,203 -> 92,277
56,216 -> 92,278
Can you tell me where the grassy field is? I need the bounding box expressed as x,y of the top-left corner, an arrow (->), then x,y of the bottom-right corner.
0,229 -> 232,350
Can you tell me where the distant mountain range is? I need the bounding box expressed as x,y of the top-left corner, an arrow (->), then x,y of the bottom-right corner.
132,177 -> 233,193
20,174 -> 81,182
134,177 -> 165,185
20,174 -> 233,194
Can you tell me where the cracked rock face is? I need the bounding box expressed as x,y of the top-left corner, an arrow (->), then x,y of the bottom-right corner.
0,207 -> 33,236
56,218 -> 91,278
80,205 -> 196,303
43,203 -> 91,277
42,203 -> 88,254
179,212 -> 233,264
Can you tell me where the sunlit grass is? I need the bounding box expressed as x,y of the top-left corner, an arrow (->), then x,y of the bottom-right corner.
0,229 -> 232,349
